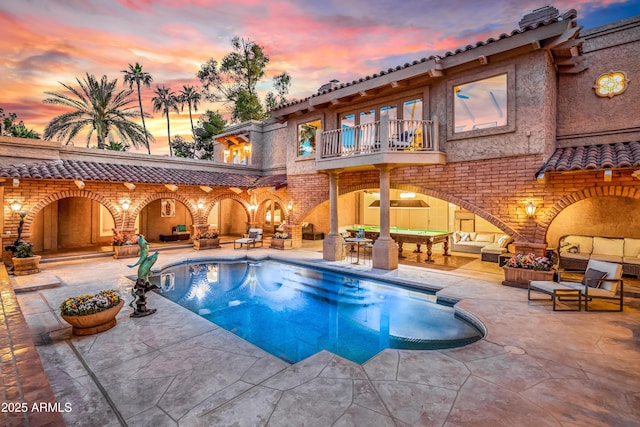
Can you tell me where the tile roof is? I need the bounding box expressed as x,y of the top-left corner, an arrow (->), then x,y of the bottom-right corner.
0,159 -> 287,189
273,9 -> 577,112
540,141 -> 640,173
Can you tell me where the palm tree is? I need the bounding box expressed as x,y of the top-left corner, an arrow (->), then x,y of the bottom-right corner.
178,85 -> 201,137
151,85 -> 179,156
122,63 -> 153,154
43,73 -> 151,150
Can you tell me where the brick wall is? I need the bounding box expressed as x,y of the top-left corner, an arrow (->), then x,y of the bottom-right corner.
286,154 -> 640,246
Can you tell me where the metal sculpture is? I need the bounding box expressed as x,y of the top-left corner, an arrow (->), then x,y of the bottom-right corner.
128,235 -> 159,317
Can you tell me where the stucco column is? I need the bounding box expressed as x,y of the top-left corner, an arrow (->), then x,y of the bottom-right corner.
373,165 -> 398,270
323,169 -> 343,261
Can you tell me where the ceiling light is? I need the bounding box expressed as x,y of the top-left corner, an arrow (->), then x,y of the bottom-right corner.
368,200 -> 430,208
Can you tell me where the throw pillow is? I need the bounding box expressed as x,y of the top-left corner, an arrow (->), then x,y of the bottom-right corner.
459,232 -> 470,242
453,232 -> 460,243
177,224 -> 187,232
567,245 -> 579,254
582,268 -> 608,288
497,235 -> 510,248
248,231 -> 258,239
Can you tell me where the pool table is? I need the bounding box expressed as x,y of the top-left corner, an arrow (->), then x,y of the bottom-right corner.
346,227 -> 452,262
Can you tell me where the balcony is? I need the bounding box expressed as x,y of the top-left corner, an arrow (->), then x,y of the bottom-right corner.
315,116 -> 446,171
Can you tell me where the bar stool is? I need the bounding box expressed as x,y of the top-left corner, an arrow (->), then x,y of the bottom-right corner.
361,243 -> 373,266
342,241 -> 356,264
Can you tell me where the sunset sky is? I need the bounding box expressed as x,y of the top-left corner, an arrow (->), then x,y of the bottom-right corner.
1,0 -> 639,155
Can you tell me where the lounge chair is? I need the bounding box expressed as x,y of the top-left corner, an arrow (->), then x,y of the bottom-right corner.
234,228 -> 263,249
528,259 -> 624,311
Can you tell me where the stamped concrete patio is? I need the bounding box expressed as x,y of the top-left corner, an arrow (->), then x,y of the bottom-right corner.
8,242 -> 640,426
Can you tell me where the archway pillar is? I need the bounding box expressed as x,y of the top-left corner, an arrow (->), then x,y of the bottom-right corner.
323,169 -> 343,261
373,165 -> 398,270
513,241 -> 547,257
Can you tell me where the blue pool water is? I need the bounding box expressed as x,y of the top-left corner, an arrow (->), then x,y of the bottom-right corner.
154,260 -> 482,364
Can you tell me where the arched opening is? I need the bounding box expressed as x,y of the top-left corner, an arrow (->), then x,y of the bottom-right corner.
217,199 -> 248,237
546,196 -> 640,248
31,197 -> 120,252
138,199 -> 192,242
260,199 -> 285,235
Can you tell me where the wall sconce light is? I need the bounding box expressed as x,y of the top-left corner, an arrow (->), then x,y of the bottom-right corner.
604,170 -> 612,182
200,186 -> 213,193
120,199 -> 131,211
525,201 -> 537,219
165,184 -> 178,192
10,201 -> 22,213
287,201 -> 293,211
74,179 -> 85,189
12,178 -> 19,188
124,182 -> 136,190
197,201 -> 204,210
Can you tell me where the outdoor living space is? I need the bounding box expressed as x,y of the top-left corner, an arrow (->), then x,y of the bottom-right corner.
3,241 -> 639,426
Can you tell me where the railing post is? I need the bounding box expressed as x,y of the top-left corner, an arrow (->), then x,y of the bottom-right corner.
315,129 -> 323,161
380,115 -> 389,153
432,115 -> 439,152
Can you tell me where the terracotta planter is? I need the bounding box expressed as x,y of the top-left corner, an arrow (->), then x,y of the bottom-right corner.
61,300 -> 124,336
502,266 -> 555,289
11,255 -> 41,276
270,238 -> 292,250
113,244 -> 139,259
193,238 -> 220,250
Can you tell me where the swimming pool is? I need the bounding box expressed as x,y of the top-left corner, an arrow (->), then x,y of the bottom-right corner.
154,259 -> 483,364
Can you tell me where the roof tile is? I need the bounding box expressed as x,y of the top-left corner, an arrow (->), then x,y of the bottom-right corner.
0,160 -> 287,189
540,141 -> 640,174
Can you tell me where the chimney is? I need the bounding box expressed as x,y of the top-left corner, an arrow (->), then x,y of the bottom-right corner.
518,6 -> 559,30
318,79 -> 340,93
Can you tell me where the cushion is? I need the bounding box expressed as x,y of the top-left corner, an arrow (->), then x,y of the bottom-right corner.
469,232 -> 477,241
624,238 -> 640,257
593,237 -> 624,257
459,232 -> 470,242
497,235 -> 510,248
177,224 -> 187,232
560,235 -> 593,255
567,245 -> 580,254
475,233 -> 495,243
582,268 -> 608,288
453,232 -> 460,243
248,231 -> 258,238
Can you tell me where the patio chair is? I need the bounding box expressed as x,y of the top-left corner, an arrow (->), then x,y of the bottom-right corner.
234,228 -> 263,249
528,259 -> 623,311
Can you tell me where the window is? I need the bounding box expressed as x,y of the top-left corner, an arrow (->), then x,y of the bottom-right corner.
223,145 -> 251,164
453,74 -> 507,133
380,105 -> 398,120
298,119 -> 321,156
594,71 -> 627,98
340,114 -> 355,150
403,99 -> 422,121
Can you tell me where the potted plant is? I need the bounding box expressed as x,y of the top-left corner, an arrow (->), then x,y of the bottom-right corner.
270,232 -> 291,250
193,230 -> 220,250
10,241 -> 41,276
502,252 -> 555,288
60,289 -> 124,335
112,230 -> 139,259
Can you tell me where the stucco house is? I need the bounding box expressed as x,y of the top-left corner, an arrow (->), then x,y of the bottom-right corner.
1,6 -> 639,271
